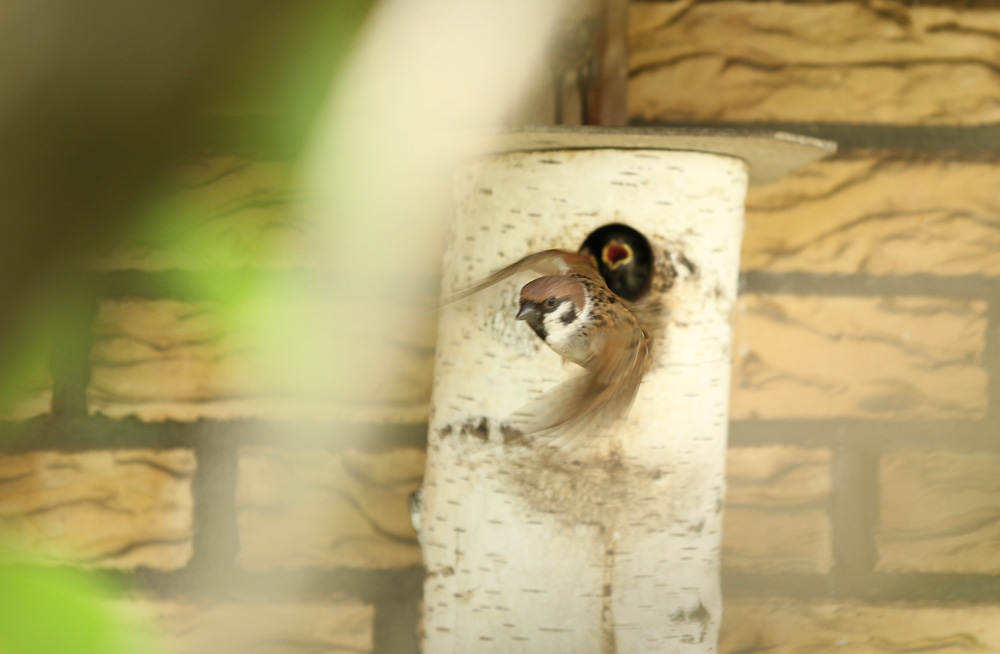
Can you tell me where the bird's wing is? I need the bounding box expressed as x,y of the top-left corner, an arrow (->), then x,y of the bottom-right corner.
442,249 -> 594,304
582,310 -> 649,387
508,319 -> 651,448
507,364 -> 643,451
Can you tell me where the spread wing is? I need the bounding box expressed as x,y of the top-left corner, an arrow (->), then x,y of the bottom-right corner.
582,309 -> 648,386
442,249 -> 595,304
509,314 -> 651,448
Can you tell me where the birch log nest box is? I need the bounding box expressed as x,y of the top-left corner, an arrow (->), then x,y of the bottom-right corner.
415,126 -> 834,654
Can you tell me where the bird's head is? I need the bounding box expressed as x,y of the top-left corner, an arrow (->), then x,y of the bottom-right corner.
516,276 -> 586,340
579,223 -> 653,301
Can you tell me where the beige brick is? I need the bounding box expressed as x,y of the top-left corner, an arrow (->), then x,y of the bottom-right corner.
721,599 -> 1000,654
878,448 -> 1000,573
124,598 -> 373,654
731,295 -> 987,420
87,298 -> 434,423
0,450 -> 193,569
88,154 -> 445,278
89,157 -> 315,272
630,3 -> 1000,125
723,447 -> 832,574
744,156 -> 1000,275
236,446 -> 424,569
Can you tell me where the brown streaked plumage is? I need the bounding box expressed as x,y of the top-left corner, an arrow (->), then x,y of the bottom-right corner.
447,249 -> 655,442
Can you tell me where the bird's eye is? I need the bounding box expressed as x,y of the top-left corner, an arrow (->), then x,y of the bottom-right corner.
545,297 -> 557,309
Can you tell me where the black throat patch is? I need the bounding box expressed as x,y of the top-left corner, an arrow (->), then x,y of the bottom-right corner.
523,312 -> 547,341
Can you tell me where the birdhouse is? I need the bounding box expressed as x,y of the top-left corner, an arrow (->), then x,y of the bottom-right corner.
415,127 -> 835,654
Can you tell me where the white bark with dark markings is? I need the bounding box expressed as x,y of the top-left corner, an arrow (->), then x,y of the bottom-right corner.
418,148 -> 748,654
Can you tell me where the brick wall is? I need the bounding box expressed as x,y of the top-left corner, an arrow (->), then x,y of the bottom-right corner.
0,158 -> 428,654
4,2 -> 1000,653
629,0 -> 1000,650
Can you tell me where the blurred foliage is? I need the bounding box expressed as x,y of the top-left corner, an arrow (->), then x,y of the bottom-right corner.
110,158 -> 305,271
0,325 -> 54,421
0,564 -> 157,654
0,0 -> 375,409
0,287 -> 95,421
0,3 -> 377,651
210,0 -> 375,158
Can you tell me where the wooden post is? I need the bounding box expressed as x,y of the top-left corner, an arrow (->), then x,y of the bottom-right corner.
416,127 -> 834,654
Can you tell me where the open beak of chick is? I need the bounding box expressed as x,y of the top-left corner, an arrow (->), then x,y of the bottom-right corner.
602,240 -> 633,270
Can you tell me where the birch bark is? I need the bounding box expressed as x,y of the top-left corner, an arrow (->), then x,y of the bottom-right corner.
418,147 -> 747,654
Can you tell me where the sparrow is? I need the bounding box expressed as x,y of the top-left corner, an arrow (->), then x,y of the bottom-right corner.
579,223 -> 653,302
446,249 -> 654,440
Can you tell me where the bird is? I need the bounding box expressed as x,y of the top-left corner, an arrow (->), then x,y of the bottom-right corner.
579,223 -> 654,302
446,249 -> 654,442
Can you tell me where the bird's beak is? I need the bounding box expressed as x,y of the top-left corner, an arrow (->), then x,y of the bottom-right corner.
516,302 -> 539,321
602,240 -> 633,269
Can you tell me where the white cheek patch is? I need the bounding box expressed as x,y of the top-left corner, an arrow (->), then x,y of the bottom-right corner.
541,303 -> 580,349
